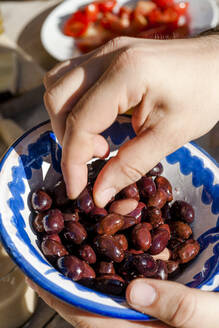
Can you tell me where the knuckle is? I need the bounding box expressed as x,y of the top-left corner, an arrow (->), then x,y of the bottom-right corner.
169,292 -> 197,327
117,155 -> 143,184
104,36 -> 131,52
115,46 -> 138,70
43,73 -> 49,89
44,87 -> 57,113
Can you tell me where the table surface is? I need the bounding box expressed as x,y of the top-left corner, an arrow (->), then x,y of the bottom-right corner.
0,2 -> 219,327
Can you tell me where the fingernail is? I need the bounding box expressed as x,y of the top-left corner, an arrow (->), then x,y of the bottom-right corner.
129,281 -> 157,307
98,187 -> 116,206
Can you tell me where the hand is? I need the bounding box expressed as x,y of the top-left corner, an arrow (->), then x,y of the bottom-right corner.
44,36 -> 219,207
27,277 -> 219,328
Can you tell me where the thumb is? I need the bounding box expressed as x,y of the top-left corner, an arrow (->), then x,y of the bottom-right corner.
126,278 -> 219,328
94,119 -> 179,207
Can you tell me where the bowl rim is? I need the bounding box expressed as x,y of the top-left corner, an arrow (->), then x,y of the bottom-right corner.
0,119 -> 218,321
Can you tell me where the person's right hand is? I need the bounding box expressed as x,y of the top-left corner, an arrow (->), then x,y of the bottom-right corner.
44,36 -> 219,207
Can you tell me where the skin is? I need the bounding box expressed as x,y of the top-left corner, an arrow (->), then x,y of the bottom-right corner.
40,36 -> 219,328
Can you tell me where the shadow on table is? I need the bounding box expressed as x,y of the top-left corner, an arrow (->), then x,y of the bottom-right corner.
17,4 -> 59,70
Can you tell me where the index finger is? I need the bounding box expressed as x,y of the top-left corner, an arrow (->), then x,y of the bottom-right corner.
61,46 -> 147,200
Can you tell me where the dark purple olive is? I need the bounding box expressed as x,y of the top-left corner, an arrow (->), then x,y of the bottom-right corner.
147,207 -> 162,220
132,223 -> 151,251
78,244 -> 96,264
31,190 -> 52,212
79,278 -> 95,289
176,239 -> 200,264
83,261 -> 96,279
147,189 -> 167,209
121,215 -> 138,230
147,207 -> 164,228
170,221 -> 192,240
97,213 -> 124,235
57,255 -> 84,281
41,239 -> 68,257
149,228 -> 169,255
43,209 -> 64,234
154,260 -> 168,280
42,233 -> 61,244
90,207 -> 108,220
137,177 -> 156,198
159,224 -> 171,240
93,235 -> 124,263
114,234 -> 128,251
155,176 -> 173,202
147,162 -> 163,177
132,253 -> 158,277
128,249 -> 144,255
171,201 -> 195,224
168,237 -> 182,251
88,159 -> 106,184
120,183 -> 140,201
98,261 -> 115,275
77,188 -> 94,214
166,260 -> 179,274
33,213 -> 45,233
162,203 -> 172,220
95,274 -> 125,296
64,221 -> 87,244
128,202 -> 146,223
53,179 -> 69,207
58,255 -> 95,280
63,211 -> 79,222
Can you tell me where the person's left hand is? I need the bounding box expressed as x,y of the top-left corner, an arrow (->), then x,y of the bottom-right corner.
27,277 -> 219,328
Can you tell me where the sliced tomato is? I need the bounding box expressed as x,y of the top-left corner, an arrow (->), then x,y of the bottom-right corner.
153,0 -> 174,9
97,0 -> 117,13
148,7 -> 179,25
101,12 -> 129,33
135,1 -> 157,16
131,12 -> 148,32
119,6 -> 132,17
85,3 -> 99,22
174,2 -> 189,15
63,12 -> 89,37
76,27 -> 114,53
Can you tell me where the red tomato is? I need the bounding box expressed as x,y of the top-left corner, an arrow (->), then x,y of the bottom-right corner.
135,1 -> 157,16
63,12 -> 89,37
101,12 -> 129,33
97,0 -> 117,13
119,6 -> 132,17
153,0 -> 174,9
174,2 -> 189,15
85,3 -> 99,22
148,7 -> 179,24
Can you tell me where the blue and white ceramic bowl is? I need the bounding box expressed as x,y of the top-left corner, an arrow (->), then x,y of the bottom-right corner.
0,116 -> 218,321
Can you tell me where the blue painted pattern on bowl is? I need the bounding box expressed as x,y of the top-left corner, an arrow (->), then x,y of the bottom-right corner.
0,116 -> 218,320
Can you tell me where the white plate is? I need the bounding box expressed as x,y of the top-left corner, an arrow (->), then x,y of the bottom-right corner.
41,0 -> 219,61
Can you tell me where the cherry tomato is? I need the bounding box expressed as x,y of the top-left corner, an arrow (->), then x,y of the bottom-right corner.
85,3 -> 99,22
153,0 -> 174,9
63,11 -> 89,37
97,0 -> 117,13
